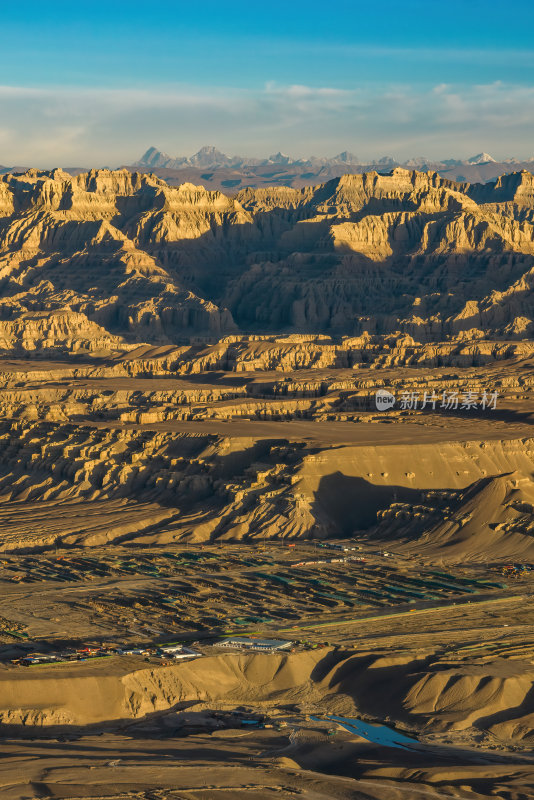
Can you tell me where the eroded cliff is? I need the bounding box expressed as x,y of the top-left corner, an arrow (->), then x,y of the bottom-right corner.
1,168 -> 534,353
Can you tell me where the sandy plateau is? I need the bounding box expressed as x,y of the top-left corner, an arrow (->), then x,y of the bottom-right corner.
0,169 -> 532,798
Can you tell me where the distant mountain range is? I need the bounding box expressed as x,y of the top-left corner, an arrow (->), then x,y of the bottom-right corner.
135,145 -> 527,171
2,148 -> 534,191
134,145 -> 367,170
127,146 -> 534,190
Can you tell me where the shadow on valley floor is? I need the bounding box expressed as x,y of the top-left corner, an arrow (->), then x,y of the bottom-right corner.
0,705 -> 527,780
312,473 -> 426,534
309,649 -> 433,724
172,370 -> 252,387
435,406 -> 534,428
475,682 -> 534,732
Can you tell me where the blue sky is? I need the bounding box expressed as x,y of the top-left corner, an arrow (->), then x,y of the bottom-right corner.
1,0 -> 533,165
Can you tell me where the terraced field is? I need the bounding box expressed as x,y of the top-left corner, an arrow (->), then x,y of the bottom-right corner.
0,544 -> 516,649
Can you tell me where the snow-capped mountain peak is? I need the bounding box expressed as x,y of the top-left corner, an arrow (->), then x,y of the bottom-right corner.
467,152 -> 496,165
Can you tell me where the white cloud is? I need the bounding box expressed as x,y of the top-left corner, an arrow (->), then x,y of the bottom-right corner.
264,82 -> 350,98
0,80 -> 533,165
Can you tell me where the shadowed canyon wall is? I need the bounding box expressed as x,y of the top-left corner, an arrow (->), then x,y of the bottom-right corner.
1,168 -> 534,353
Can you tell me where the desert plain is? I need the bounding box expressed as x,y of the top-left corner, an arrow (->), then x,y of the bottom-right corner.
0,167 -> 532,798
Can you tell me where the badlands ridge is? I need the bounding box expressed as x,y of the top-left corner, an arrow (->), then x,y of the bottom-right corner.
0,167 -> 534,352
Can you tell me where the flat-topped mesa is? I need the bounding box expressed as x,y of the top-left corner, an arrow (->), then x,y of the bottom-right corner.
71,168 -> 164,195
315,170 -> 477,214
0,168 -> 165,218
501,170 -> 534,205
236,185 -> 313,212
161,182 -> 245,210
465,170 -> 534,206
238,170 -> 477,217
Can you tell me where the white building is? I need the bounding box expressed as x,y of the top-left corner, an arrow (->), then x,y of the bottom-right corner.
216,637 -> 292,652
158,644 -> 202,659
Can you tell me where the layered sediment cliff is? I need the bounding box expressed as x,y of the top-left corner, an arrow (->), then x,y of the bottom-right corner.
1,168 -> 534,353
0,418 -> 531,559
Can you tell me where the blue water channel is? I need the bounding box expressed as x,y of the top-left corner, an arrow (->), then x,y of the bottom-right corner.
311,715 -> 419,750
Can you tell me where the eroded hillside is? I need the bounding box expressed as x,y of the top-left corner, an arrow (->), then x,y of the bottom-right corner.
0,412 -> 530,561
0,342 -> 530,556
1,168 -> 534,353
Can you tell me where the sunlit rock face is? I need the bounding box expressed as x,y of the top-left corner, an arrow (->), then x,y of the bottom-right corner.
0,167 -> 534,354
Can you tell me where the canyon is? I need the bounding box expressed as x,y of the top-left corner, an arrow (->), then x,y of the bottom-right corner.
1,167 -> 534,354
